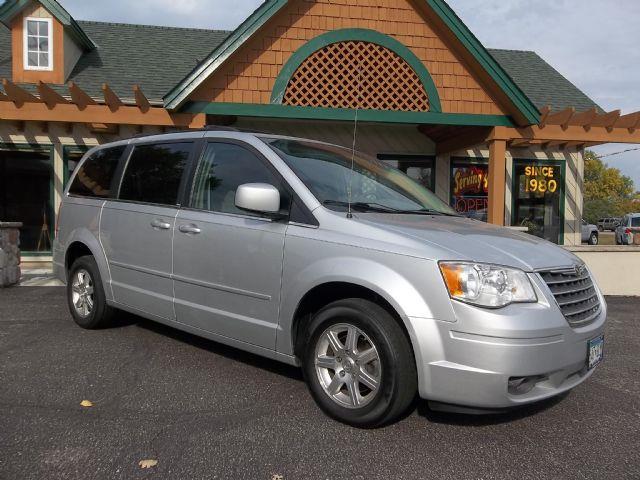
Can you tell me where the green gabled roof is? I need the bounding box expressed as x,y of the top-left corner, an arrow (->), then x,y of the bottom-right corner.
0,0 -> 95,51
164,0 -> 542,125
488,49 -> 603,113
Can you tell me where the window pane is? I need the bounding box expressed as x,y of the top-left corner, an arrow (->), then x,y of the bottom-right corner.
27,52 -> 38,66
27,20 -> 37,35
28,36 -> 37,49
69,146 -> 126,198
191,143 -> 284,215
39,20 -> 48,36
119,143 -> 192,205
39,38 -> 48,51
39,53 -> 49,67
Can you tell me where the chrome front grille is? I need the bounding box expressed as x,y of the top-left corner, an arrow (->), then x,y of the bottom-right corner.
539,267 -> 601,328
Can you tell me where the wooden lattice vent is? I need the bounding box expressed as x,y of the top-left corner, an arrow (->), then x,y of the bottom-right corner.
282,41 -> 430,112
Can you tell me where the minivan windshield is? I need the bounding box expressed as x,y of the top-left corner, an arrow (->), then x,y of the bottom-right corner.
265,138 -> 456,215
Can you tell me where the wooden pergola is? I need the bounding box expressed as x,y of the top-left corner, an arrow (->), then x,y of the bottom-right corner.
0,78 -> 206,133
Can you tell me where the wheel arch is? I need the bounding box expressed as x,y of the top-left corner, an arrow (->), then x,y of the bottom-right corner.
62,229 -> 112,301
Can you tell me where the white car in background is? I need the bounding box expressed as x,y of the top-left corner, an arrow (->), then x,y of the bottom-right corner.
615,213 -> 640,245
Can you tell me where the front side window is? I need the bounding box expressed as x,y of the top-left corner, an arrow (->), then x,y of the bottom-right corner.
24,18 -> 52,70
632,217 -> 640,228
68,146 -> 125,198
266,138 -> 454,215
119,142 -> 192,206
191,142 -> 288,216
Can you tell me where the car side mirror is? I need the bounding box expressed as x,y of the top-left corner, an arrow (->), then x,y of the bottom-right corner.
235,183 -> 282,215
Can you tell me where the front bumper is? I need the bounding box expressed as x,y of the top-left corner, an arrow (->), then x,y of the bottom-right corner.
410,274 -> 607,409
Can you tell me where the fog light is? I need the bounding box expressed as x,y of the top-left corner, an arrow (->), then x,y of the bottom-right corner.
508,375 -> 546,395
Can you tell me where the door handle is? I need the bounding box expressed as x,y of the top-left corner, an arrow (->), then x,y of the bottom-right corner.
150,219 -> 171,230
179,224 -> 201,234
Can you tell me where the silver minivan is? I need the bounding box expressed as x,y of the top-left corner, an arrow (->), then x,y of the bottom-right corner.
54,130 -> 606,427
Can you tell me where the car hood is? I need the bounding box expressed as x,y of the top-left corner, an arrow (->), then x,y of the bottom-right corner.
355,213 -> 580,271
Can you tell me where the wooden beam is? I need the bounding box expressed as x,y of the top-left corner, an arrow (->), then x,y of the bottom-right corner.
592,110 -> 621,131
489,125 -> 640,145
613,111 -> 640,133
88,122 -> 119,134
2,78 -> 42,107
37,81 -> 70,109
133,85 -> 150,113
508,138 -> 530,147
568,107 -> 598,130
0,100 -> 206,128
543,107 -> 575,130
487,138 -> 506,226
538,105 -> 551,128
102,83 -> 123,112
68,81 -> 97,110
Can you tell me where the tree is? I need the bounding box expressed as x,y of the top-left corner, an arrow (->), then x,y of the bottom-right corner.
583,150 -> 637,223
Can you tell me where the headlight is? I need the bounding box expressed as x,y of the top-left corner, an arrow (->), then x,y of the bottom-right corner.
439,262 -> 536,308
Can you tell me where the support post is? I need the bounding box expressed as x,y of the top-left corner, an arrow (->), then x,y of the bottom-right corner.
487,138 -> 507,226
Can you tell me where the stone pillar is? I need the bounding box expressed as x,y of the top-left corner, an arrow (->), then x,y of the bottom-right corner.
0,222 -> 23,287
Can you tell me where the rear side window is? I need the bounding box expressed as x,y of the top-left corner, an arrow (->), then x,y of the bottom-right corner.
68,146 -> 125,198
119,142 -> 192,206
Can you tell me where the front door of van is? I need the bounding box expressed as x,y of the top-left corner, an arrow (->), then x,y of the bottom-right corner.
101,142 -> 193,320
172,141 -> 289,349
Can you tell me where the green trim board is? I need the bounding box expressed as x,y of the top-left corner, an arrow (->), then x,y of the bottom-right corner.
270,28 -> 442,112
0,142 -> 55,254
426,0 -> 539,125
511,158 -> 566,245
0,0 -> 95,50
183,101 -> 515,126
163,0 -> 288,110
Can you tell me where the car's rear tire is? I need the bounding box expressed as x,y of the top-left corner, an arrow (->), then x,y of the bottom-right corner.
588,232 -> 598,245
67,255 -> 114,329
301,298 -> 417,428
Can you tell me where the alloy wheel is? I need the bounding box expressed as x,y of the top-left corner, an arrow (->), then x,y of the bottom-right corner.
314,323 -> 382,409
71,269 -> 94,317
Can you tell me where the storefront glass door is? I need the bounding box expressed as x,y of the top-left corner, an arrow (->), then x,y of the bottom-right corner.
512,159 -> 565,244
0,146 -> 54,253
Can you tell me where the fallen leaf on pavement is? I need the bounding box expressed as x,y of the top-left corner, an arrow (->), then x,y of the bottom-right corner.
79,400 -> 93,407
271,474 -> 283,480
139,459 -> 158,469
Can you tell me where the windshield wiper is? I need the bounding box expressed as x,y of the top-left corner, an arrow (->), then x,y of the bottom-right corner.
322,200 -> 460,216
322,200 -> 399,213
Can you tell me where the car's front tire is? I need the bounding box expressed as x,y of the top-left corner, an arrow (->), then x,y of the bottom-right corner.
302,298 -> 417,428
67,255 -> 114,329
588,232 -> 598,245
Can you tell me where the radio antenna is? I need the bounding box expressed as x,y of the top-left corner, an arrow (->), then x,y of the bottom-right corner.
347,65 -> 363,219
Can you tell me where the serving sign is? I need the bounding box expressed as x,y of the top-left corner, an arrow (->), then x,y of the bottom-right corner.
523,165 -> 558,194
451,164 -> 489,219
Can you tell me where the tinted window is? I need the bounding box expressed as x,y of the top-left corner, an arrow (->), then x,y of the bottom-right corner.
632,217 -> 640,227
119,142 -> 192,205
68,146 -> 125,198
191,142 -> 287,215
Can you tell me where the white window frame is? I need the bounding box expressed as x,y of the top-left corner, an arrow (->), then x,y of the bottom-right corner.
23,17 -> 53,71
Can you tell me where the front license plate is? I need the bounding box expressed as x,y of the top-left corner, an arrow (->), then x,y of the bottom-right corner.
588,335 -> 604,370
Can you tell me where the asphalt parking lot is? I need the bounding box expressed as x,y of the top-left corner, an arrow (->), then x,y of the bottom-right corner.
1,287 -> 639,480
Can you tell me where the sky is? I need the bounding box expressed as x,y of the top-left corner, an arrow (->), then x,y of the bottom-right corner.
4,0 -> 640,188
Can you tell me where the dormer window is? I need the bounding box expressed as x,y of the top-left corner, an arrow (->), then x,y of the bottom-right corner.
24,17 -> 53,71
